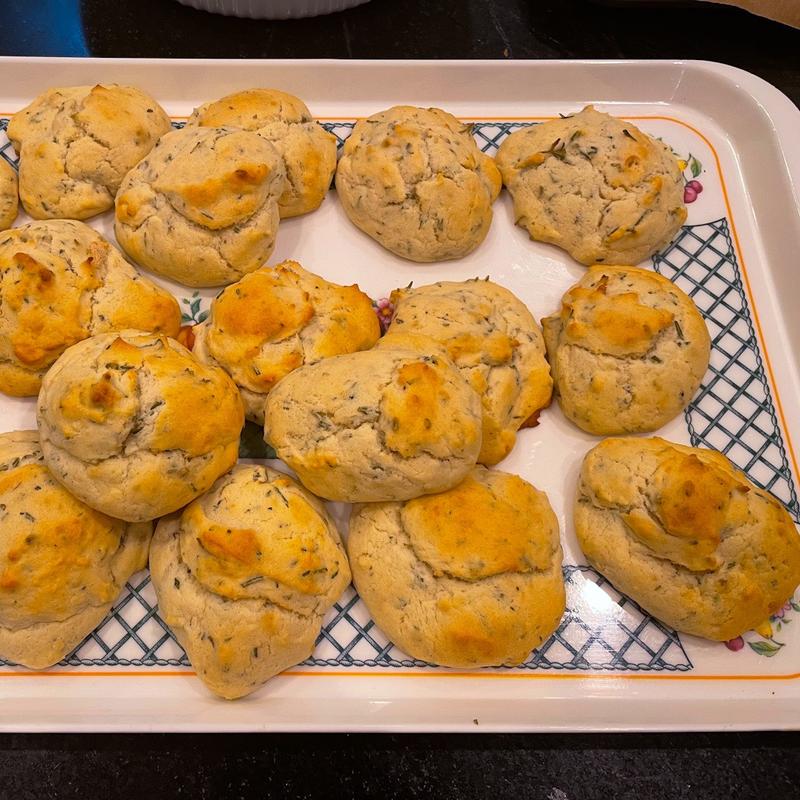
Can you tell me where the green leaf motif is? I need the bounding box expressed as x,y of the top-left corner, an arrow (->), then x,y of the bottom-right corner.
748,640 -> 784,658
690,156 -> 702,178
197,309 -> 210,324
790,600 -> 800,612
180,312 -> 192,324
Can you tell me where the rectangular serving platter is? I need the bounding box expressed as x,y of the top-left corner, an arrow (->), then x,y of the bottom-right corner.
1,58 -> 799,732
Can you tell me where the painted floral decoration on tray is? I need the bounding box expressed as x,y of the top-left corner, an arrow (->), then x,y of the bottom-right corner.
180,291 -> 210,325
373,297 -> 395,334
725,596 -> 800,657
676,152 -> 704,204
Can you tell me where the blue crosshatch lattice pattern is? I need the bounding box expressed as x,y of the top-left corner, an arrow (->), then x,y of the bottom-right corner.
0,119 -> 795,671
304,565 -> 692,671
654,220 -> 800,521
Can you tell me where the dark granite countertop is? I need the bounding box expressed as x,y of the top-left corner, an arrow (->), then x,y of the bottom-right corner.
4,0 -> 800,108
1,1 -> 799,797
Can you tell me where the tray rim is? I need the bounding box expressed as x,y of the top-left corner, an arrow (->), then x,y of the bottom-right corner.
0,56 -> 799,732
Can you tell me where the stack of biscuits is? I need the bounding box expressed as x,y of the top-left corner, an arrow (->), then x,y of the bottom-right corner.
1,86 -> 798,702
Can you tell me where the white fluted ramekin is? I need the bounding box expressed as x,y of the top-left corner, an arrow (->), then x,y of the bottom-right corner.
175,0 -> 369,19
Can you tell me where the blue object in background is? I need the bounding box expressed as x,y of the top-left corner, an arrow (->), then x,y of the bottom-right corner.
0,0 -> 88,56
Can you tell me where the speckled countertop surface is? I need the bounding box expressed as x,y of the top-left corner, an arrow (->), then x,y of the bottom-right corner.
1,1 -> 799,797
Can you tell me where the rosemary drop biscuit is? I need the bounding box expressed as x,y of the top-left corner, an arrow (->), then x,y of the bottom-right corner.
149,464 -> 350,699
380,278 -> 552,465
541,265 -> 710,435
37,331 -> 244,522
0,220 -> 181,397
575,437 -> 800,641
335,105 -> 501,262
193,260 -> 380,423
188,88 -> 337,218
0,430 -> 151,669
348,465 -> 565,667
264,348 -> 483,502
496,106 -> 686,265
115,126 -> 286,287
8,84 -> 171,220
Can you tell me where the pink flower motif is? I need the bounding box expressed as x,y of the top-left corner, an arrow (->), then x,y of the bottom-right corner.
725,636 -> 745,652
373,297 -> 395,334
771,602 -> 792,621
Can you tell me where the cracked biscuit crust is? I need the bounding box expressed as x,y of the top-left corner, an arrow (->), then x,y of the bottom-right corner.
348,465 -> 565,667
335,105 -> 501,263
37,331 -> 244,522
496,106 -> 687,265
575,437 -> 800,641
114,126 -> 286,287
541,266 -> 710,435
7,84 -> 171,221
264,348 -> 482,502
193,260 -> 380,424
0,160 -> 18,231
149,464 -> 350,699
0,220 -> 181,397
187,89 -> 337,219
380,279 -> 552,465
0,430 -> 151,669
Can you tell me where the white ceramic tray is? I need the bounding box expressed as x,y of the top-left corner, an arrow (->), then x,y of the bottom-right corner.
1,58 -> 799,732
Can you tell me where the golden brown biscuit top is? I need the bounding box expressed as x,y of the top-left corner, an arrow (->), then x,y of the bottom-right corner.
1,249 -> 96,370
402,468 -> 558,581
580,437 -> 755,572
0,432 -> 126,627
380,358 -> 480,460
190,89 -> 313,128
214,268 -> 314,341
72,85 -> 166,155
8,85 -> 169,149
147,345 -> 244,456
341,105 -> 501,201
116,126 -> 285,233
178,465 -> 348,611
557,267 -> 679,357
0,220 -> 181,387
204,261 -> 380,395
152,130 -> 279,230
43,332 -> 244,463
